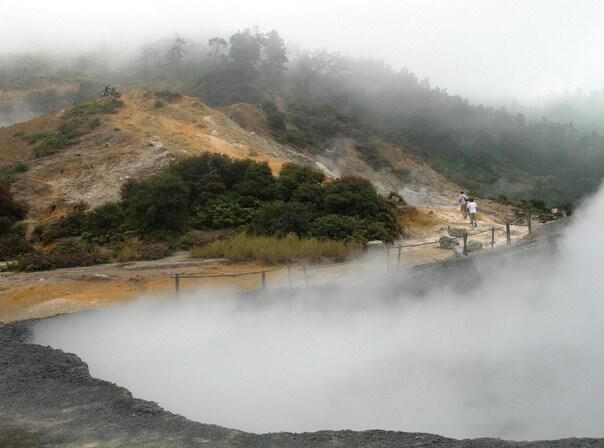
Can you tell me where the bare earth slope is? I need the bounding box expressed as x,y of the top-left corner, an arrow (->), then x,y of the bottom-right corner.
1,89 -> 513,226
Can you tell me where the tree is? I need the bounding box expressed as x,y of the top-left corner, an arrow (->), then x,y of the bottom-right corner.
226,29 -> 262,102
259,30 -> 288,94
208,37 -> 228,66
166,36 -> 187,70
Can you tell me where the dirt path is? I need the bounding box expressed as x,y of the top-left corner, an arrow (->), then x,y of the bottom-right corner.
0,255 -> 277,323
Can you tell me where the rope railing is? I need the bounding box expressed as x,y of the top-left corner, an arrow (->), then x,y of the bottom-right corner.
171,267 -> 284,296
169,212 -> 559,294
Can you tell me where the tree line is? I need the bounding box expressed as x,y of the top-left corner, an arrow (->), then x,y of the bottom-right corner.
2,29 -> 603,204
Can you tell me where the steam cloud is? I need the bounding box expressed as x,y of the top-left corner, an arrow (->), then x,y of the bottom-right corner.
33,186 -> 604,440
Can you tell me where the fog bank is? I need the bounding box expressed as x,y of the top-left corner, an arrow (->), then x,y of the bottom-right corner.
34,185 -> 604,440
3,0 -> 604,102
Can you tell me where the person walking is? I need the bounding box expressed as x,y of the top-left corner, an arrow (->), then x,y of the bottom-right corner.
467,198 -> 478,227
458,191 -> 469,219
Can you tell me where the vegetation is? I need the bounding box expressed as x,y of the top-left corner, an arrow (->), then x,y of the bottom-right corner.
113,239 -> 172,262
155,90 -> 182,102
191,233 -> 361,264
3,30 -> 603,205
24,97 -> 123,157
0,162 -> 28,185
9,241 -> 109,272
0,182 -> 31,261
15,154 -> 398,270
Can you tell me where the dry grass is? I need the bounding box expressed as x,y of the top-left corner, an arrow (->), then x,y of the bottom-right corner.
114,239 -> 141,262
190,233 -> 362,264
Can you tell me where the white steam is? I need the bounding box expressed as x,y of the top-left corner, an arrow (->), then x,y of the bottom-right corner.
33,186 -> 604,440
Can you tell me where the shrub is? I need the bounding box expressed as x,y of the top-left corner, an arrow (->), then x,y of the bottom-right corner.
155,90 -> 182,102
121,172 -> 189,234
114,239 -> 172,262
0,162 -> 29,185
274,163 -> 324,201
34,202 -> 88,244
323,176 -> 380,217
139,242 -> 172,260
84,202 -> 125,241
10,242 -> 109,272
0,233 -> 34,261
309,214 -> 365,241
234,161 -> 275,200
262,101 -> 287,136
176,229 -> 235,250
191,233 -> 361,264
27,98 -> 123,157
114,239 -> 141,262
191,193 -> 253,229
249,201 -> 315,237
0,181 -> 26,225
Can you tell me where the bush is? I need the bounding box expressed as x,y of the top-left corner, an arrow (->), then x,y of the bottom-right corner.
114,239 -> 173,262
0,233 -> 34,261
155,90 -> 182,102
34,202 -> 88,244
190,194 -> 253,229
10,242 -> 109,272
0,162 -> 29,185
309,214 -> 365,241
176,229 -> 235,250
0,181 -> 26,226
323,176 -> 380,217
27,98 -> 123,157
191,233 -> 362,264
121,172 -> 190,234
84,202 -> 125,241
249,201 -> 315,237
274,163 -> 324,201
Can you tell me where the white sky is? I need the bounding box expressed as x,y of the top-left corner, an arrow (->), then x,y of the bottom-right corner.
2,0 -> 604,103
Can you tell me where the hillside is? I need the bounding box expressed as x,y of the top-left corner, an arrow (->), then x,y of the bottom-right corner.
0,89 -> 484,227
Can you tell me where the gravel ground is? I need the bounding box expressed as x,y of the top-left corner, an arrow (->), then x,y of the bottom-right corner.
2,321 -> 603,448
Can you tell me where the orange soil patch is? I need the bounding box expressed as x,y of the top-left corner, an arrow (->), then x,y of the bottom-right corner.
0,257 -> 278,323
399,206 -> 444,238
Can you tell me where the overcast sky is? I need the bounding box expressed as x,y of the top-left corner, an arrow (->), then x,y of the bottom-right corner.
2,0 -> 604,104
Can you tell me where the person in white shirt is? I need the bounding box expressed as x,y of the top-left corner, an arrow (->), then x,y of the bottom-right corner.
467,198 -> 478,227
458,191 -> 469,219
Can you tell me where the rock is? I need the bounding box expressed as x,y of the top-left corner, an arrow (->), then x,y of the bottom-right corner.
366,240 -> 385,251
439,235 -> 459,249
453,246 -> 464,258
447,226 -> 468,238
466,240 -> 483,253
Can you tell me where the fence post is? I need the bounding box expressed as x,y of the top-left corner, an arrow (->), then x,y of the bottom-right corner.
397,246 -> 402,270
174,273 -> 180,297
386,245 -> 391,272
261,271 -> 267,289
287,264 -> 292,288
463,232 -> 468,256
527,213 -> 532,234
303,265 -> 309,287
506,223 -> 511,245
491,227 -> 495,248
